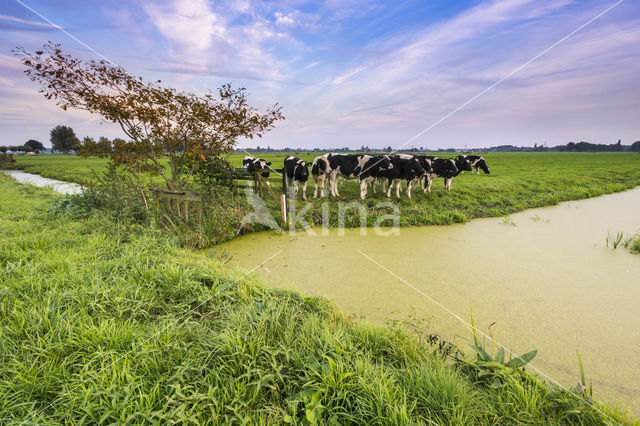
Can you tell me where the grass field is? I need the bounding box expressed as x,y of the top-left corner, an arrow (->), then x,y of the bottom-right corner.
14,152 -> 640,230
0,175 -> 632,423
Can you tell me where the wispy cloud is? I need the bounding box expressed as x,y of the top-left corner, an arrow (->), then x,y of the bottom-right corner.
0,12 -> 57,28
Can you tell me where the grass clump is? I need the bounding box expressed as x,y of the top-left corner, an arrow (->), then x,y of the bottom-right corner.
605,230 -> 640,253
0,175 -> 633,424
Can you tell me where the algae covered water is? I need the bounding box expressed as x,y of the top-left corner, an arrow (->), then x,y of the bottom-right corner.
218,187 -> 640,413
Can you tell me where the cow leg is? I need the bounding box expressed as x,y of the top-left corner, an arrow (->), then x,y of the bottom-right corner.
313,176 -> 319,198
360,177 -> 372,200
301,181 -> 307,201
406,179 -> 414,198
329,172 -> 337,197
394,179 -> 401,198
445,177 -> 452,191
321,174 -> 328,197
293,180 -> 299,198
423,175 -> 431,193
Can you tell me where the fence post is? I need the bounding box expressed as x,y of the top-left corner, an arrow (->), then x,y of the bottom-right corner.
281,169 -> 287,226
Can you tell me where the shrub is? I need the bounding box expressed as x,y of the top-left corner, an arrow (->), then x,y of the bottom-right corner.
0,153 -> 16,169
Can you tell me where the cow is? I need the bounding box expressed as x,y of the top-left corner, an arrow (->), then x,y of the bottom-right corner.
242,156 -> 272,187
429,156 -> 472,191
422,157 -> 459,193
311,153 -> 393,199
311,154 -> 331,198
284,156 -> 309,200
458,155 -> 490,174
376,154 -> 427,198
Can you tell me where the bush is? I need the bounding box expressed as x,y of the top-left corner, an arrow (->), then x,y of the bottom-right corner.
48,164 -> 150,225
195,156 -> 237,190
0,153 -> 15,169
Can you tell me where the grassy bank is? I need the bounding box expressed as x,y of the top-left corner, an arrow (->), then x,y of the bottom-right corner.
0,176 -> 633,423
14,153 -> 640,230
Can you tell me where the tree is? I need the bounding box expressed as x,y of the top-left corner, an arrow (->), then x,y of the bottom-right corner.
0,146 -> 7,154
631,141 -> 640,152
24,139 -> 45,152
49,125 -> 77,153
15,42 -> 284,191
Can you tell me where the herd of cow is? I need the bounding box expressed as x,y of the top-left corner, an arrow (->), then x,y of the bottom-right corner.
242,153 -> 490,201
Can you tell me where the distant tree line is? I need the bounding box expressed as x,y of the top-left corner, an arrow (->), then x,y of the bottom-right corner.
240,139 -> 640,154
0,125 -> 129,155
0,139 -> 45,154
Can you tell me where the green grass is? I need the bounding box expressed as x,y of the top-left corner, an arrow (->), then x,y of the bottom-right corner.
13,152 -> 640,230
0,175 -> 633,424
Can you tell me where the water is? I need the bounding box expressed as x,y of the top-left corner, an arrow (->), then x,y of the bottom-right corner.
218,188 -> 640,413
2,170 -> 83,195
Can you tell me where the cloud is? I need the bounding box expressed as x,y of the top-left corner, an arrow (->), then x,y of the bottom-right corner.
0,13 -> 58,28
143,0 -> 225,62
141,0 -> 295,81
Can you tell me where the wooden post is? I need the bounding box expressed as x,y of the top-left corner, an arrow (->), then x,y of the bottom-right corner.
282,168 -> 288,198
280,193 -> 287,226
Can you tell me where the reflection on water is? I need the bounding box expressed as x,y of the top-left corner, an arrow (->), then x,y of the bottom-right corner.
218,187 -> 640,413
3,170 -> 83,195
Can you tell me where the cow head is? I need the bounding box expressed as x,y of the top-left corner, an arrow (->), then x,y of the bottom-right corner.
476,158 -> 490,174
418,157 -> 433,173
295,160 -> 309,181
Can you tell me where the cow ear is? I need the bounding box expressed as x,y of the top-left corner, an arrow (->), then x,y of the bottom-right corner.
267,162 -> 272,165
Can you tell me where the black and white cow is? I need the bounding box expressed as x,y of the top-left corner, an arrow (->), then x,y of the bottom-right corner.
311,154 -> 331,198
284,156 -> 309,200
376,154 -> 427,198
311,153 -> 393,199
422,157 -> 459,192
243,156 -> 272,187
458,155 -> 490,174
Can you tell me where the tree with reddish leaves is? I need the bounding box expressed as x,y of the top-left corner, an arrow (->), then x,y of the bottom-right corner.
15,42 -> 284,191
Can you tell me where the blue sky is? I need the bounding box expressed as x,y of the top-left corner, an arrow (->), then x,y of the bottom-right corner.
0,0 -> 639,149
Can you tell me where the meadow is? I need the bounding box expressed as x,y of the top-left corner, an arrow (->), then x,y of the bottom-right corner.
0,175 -> 632,424
14,152 -> 640,231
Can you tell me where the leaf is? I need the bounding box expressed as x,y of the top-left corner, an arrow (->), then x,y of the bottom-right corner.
505,349 -> 537,368
576,350 -> 586,387
306,409 -> 315,423
494,347 -> 505,364
469,305 -> 479,347
470,344 -> 492,362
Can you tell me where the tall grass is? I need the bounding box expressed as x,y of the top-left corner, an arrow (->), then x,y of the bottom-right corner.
0,175 -> 632,423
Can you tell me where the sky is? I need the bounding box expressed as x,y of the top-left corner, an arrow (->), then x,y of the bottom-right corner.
0,0 -> 639,150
